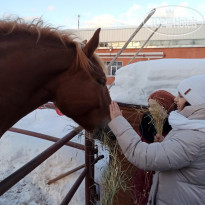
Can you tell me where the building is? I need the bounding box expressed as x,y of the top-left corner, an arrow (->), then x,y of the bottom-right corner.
69,24 -> 205,84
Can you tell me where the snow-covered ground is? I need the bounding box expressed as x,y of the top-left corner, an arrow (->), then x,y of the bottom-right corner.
1,58 -> 205,204
110,58 -> 205,105
0,109 -> 109,205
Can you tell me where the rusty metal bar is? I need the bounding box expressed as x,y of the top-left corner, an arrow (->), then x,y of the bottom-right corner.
107,8 -> 156,71
48,155 -> 104,185
117,102 -> 148,109
60,167 -> 88,205
0,126 -> 83,196
85,132 -> 96,205
8,127 -> 88,152
59,156 -> 104,205
48,164 -> 85,185
128,25 -> 161,64
107,9 -> 156,91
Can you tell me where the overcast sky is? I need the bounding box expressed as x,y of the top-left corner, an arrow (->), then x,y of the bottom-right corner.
0,0 -> 205,29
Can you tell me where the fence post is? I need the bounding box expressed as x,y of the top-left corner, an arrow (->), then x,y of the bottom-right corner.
85,132 -> 96,205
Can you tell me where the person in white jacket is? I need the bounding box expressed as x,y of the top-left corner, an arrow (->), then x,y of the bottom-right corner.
108,74 -> 205,205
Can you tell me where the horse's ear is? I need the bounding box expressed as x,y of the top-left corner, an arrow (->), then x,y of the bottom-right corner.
83,28 -> 101,58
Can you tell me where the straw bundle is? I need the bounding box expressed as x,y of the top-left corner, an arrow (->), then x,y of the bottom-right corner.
149,103 -> 168,135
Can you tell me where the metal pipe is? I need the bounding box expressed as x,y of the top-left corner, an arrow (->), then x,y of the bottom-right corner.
0,126 -> 83,196
85,132 -> 96,205
9,127 -> 87,151
48,164 -> 85,185
107,8 -> 156,71
48,155 -> 104,185
117,102 -> 148,109
60,167 -> 88,205
37,104 -> 100,153
85,132 -> 91,205
128,25 -> 161,64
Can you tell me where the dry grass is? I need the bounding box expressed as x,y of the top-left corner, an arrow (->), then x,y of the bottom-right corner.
94,129 -> 132,205
149,104 -> 168,135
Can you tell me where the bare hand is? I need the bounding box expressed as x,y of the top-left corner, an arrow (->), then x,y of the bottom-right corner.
109,101 -> 123,120
154,134 -> 164,142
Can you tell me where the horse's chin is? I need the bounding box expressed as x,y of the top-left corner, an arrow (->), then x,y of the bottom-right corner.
79,122 -> 105,133
75,118 -> 110,133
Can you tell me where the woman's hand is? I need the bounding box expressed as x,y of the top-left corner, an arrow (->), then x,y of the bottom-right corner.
154,134 -> 164,142
109,101 -> 123,120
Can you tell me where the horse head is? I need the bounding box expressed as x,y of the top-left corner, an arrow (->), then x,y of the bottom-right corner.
55,28 -> 111,131
0,20 -> 111,137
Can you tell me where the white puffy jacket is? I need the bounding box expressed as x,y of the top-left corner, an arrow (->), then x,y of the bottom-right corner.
108,105 -> 205,205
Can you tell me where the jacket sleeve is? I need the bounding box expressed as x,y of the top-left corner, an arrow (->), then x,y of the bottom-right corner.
108,116 -> 201,171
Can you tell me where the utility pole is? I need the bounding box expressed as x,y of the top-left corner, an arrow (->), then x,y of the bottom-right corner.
78,14 -> 80,30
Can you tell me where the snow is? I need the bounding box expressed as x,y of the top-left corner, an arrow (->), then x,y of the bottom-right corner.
0,109 -> 109,205
110,58 -> 205,105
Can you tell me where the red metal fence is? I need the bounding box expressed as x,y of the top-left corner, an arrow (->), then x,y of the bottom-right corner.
0,103 -> 104,205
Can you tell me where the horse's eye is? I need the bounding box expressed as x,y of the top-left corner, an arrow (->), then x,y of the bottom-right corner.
97,78 -> 106,86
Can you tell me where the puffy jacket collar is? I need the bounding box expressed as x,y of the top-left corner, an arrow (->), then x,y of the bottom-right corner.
180,103 -> 205,120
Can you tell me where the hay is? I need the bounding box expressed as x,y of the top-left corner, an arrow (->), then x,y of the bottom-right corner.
149,103 -> 168,135
94,129 -> 132,205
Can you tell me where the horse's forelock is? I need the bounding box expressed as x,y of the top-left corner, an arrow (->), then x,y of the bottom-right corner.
93,53 -> 108,75
75,43 -> 107,75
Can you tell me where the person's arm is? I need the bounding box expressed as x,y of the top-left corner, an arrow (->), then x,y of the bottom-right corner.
109,102 -> 201,171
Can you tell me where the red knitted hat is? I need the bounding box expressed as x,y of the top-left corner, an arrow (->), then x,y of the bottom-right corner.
148,90 -> 176,114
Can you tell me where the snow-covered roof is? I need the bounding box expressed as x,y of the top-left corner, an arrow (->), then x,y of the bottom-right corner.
110,58 -> 205,105
69,25 -> 205,42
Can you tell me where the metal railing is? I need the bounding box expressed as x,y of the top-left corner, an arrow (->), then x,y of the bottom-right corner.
0,104 -> 104,205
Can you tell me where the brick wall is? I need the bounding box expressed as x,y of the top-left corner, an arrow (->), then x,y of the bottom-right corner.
98,47 -> 205,85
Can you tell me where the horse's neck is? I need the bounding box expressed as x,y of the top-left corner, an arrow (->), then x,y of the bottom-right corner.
0,39 -> 75,137
0,87 -> 51,137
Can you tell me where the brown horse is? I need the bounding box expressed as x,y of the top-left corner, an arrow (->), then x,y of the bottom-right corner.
0,19 -> 111,138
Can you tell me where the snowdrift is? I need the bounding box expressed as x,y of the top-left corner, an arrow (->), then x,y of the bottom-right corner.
110,59 -> 205,105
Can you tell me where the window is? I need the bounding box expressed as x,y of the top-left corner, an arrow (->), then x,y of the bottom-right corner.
99,42 -> 108,47
105,61 -> 122,76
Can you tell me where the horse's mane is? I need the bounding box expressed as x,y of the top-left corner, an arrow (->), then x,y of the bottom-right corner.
0,18 -> 75,46
0,18 -> 107,80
